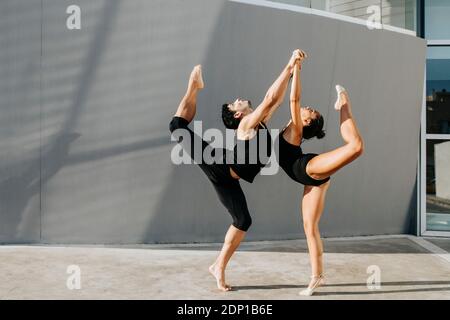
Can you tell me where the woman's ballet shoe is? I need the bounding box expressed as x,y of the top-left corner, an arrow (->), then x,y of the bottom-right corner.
299,274 -> 325,296
334,85 -> 347,110
336,85 -> 346,94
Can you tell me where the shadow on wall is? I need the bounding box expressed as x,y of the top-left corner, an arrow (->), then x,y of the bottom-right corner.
0,0 -> 424,244
0,1 -> 45,242
0,133 -> 79,242
37,0 -> 230,244
145,1 -> 425,244
145,1 -> 315,243
0,0 -> 120,242
0,1 -> 41,242
144,0 -> 232,243
405,176 -> 418,235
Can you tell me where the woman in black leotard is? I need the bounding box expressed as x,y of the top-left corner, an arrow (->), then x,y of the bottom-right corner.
278,57 -> 364,296
170,50 -> 303,292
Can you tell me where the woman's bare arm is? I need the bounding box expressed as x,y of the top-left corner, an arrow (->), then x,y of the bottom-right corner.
290,61 -> 303,134
282,60 -> 304,146
240,50 -> 303,132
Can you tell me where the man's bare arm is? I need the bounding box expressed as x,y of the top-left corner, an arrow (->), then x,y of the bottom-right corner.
240,50 -> 304,131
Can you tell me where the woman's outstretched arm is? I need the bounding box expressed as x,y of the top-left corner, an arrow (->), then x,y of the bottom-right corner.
290,61 -> 303,137
241,50 -> 307,131
281,59 -> 304,146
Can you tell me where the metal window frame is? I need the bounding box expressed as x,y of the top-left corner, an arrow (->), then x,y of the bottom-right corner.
427,40 -> 450,46
420,42 -> 450,237
417,0 -> 424,38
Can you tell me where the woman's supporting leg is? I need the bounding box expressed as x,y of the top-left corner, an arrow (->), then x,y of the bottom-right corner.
306,88 -> 364,180
301,181 -> 330,289
174,65 -> 204,122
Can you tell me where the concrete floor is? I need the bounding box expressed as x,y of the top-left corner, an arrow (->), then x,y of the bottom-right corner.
1,236 -> 450,300
427,237 -> 450,252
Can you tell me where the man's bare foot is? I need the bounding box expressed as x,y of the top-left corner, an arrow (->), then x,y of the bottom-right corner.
209,264 -> 231,292
190,65 -> 204,89
334,85 -> 348,110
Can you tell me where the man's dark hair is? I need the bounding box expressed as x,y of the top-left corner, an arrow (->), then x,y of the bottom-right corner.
221,104 -> 241,129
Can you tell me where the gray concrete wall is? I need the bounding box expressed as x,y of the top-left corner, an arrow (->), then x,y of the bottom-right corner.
0,0 -> 42,243
0,0 -> 425,244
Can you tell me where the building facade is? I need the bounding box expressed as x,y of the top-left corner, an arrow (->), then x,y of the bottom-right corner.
0,0 -> 431,243
419,0 -> 450,236
270,1 -> 450,235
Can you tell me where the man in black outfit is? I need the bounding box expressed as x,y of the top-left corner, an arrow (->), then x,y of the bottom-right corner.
169,50 -> 305,291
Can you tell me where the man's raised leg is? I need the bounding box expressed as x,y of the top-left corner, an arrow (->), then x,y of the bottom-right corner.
174,65 -> 204,122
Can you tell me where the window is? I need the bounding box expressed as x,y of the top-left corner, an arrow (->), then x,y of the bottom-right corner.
426,47 -> 450,135
425,0 -> 450,40
271,0 -> 417,31
422,1 -> 450,235
425,139 -> 450,231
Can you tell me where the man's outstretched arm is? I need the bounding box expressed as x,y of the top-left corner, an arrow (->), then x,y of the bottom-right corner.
240,50 -> 305,130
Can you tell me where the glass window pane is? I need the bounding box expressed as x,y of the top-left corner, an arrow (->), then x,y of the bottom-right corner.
425,0 -> 450,40
426,47 -> 450,134
270,1 -> 417,31
320,0 -> 416,31
426,139 -> 450,232
381,0 -> 416,31
320,0 -> 381,21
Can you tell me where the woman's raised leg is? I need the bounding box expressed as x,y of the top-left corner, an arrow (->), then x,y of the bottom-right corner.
305,87 -> 364,180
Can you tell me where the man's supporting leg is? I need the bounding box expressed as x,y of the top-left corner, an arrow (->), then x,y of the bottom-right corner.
209,225 -> 246,291
209,181 -> 252,292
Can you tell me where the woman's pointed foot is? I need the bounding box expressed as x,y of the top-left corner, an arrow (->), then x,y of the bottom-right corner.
190,65 -> 204,89
334,85 -> 348,110
299,274 -> 325,296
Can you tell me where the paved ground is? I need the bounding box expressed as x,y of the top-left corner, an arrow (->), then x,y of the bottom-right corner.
1,236 -> 449,300
427,237 -> 450,252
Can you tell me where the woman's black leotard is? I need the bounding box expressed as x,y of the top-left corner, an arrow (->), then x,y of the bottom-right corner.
278,132 -> 330,187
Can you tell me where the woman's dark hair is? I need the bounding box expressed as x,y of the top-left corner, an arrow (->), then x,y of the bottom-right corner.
303,113 -> 326,140
221,104 -> 240,129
